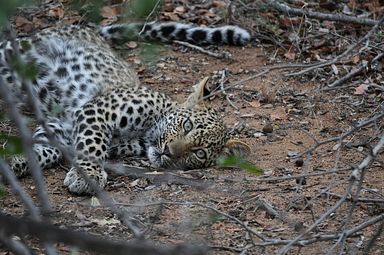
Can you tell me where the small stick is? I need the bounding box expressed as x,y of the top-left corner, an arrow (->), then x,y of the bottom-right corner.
173,40 -> 231,59
217,69 -> 239,110
266,0 -> 378,26
286,16 -> 384,77
324,52 -> 384,90
117,201 -> 267,241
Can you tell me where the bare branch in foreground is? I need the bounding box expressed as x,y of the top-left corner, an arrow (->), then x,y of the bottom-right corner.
278,133 -> 384,254
0,159 -> 40,219
0,76 -> 52,216
363,220 -> 384,255
0,212 -> 208,255
0,231 -> 31,255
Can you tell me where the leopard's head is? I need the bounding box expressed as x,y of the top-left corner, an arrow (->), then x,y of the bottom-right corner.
146,77 -> 250,169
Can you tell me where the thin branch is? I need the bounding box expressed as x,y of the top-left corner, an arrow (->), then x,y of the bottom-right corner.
0,159 -> 40,220
323,191 -> 384,204
254,213 -> 384,246
217,69 -> 239,109
286,16 -> 384,76
0,212 -> 208,255
250,167 -> 351,182
173,40 -> 232,59
117,201 -> 267,241
278,177 -> 354,254
0,230 -> 31,255
295,113 -> 384,159
324,53 -> 384,90
1,23 -> 52,216
105,162 -> 212,189
138,0 -> 162,36
363,220 -> 384,254
266,0 -> 378,26
278,133 -> 384,254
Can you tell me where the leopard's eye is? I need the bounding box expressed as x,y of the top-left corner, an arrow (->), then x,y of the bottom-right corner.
194,149 -> 206,159
183,119 -> 193,133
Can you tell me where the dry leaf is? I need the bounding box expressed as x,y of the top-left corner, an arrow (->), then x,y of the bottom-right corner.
161,12 -> 180,21
248,101 -> 261,108
101,6 -> 119,19
174,6 -> 186,14
90,196 -> 101,206
212,0 -> 227,7
331,64 -> 339,75
144,78 -> 156,84
91,218 -> 120,226
284,51 -> 296,60
270,110 -> 285,121
354,84 -> 369,95
352,55 -> 360,64
47,7 -> 64,19
126,41 -> 138,49
14,16 -> 33,33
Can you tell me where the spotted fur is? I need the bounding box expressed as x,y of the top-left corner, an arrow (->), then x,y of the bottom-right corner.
1,23 -> 250,195
99,22 -> 251,46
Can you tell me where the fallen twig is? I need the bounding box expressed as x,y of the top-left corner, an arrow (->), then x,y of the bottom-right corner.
105,162 -> 212,189
266,0 -> 378,26
322,191 -> 384,204
174,40 -> 231,59
254,213 -> 384,246
295,112 -> 384,159
278,133 -> 384,254
117,200 -> 267,241
286,16 -> 384,77
217,69 -> 239,110
324,53 -> 384,90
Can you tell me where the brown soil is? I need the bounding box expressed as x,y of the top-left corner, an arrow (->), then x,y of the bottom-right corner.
1,1 -> 383,255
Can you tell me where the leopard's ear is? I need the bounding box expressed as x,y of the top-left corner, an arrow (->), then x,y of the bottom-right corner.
222,139 -> 251,158
183,77 -> 211,108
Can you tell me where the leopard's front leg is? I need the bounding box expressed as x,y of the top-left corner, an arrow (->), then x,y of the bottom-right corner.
64,87 -> 159,194
64,99 -> 113,194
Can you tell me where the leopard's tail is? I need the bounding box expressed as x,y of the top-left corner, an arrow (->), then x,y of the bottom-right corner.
98,22 -> 250,46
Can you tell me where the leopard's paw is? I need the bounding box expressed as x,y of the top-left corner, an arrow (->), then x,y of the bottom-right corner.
63,167 -> 107,195
10,156 -> 29,177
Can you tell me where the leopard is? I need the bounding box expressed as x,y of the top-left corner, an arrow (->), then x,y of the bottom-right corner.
0,22 -> 251,194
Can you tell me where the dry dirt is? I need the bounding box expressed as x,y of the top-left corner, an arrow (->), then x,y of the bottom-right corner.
1,2 -> 384,255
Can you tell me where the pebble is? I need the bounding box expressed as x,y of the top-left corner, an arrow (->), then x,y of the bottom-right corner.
262,123 -> 274,133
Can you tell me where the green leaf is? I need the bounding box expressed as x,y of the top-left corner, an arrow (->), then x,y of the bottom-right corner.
0,185 -> 7,199
139,43 -> 165,64
0,133 -> 23,156
217,155 -> 263,175
130,0 -> 162,18
51,103 -> 65,115
20,40 -> 32,51
69,0 -> 103,23
0,0 -> 36,26
208,213 -> 225,223
9,56 -> 39,80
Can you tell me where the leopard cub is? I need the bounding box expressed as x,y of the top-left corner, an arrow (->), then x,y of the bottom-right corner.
0,22 -> 250,194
